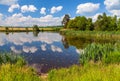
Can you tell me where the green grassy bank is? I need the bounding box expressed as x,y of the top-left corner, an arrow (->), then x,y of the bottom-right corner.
60,29 -> 120,39
0,53 -> 42,81
0,43 -> 120,81
47,43 -> 120,81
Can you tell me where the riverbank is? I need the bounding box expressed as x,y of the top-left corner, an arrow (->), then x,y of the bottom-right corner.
1,43 -> 120,81
60,29 -> 120,39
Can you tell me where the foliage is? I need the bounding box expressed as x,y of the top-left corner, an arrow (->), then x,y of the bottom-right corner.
62,14 -> 70,28
117,18 -> 120,30
80,43 -> 120,65
0,63 -> 41,81
0,53 -> 41,81
94,13 -> 117,31
48,64 -> 120,81
33,25 -> 39,31
66,12 -> 120,31
0,53 -> 25,65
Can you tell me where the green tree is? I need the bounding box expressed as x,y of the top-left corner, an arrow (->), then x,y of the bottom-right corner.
117,18 -> 120,30
94,13 -> 117,31
86,18 -> 94,31
62,14 -> 70,28
75,16 -> 87,30
67,19 -> 77,29
33,25 -> 39,31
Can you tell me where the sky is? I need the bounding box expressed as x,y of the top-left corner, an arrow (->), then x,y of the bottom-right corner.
0,0 -> 120,27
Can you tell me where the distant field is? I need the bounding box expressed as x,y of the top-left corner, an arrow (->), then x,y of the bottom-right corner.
0,27 -> 62,32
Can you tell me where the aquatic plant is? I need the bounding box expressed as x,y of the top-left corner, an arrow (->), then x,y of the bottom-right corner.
80,43 -> 120,65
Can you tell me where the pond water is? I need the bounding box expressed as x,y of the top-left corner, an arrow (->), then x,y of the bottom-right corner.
0,32 -> 118,73
0,32 -> 79,73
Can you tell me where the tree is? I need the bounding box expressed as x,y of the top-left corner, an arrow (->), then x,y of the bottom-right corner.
33,25 -> 39,31
117,18 -> 120,30
62,14 -> 70,28
86,18 -> 94,31
75,16 -> 87,30
94,13 -> 117,31
67,19 -> 77,29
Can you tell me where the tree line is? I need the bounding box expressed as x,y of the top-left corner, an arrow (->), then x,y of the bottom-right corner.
62,13 -> 120,31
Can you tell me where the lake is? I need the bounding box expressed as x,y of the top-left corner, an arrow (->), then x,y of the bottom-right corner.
0,31 -> 118,73
0,32 -> 80,73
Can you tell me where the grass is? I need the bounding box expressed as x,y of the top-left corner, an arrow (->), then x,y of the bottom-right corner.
0,53 -> 42,81
47,43 -> 120,81
60,29 -> 120,40
80,43 -> 120,65
48,64 -> 120,81
0,63 -> 41,81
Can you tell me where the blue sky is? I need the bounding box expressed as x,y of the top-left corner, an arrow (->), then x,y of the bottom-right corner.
0,0 -> 120,26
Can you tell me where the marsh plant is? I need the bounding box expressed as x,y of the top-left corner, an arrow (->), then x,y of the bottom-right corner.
80,43 -> 120,65
0,53 -> 41,81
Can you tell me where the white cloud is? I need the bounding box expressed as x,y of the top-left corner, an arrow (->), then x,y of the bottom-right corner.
88,13 -> 102,22
0,13 -> 3,19
0,38 -> 5,46
76,3 -> 100,15
0,13 -> 5,26
3,13 -> 62,26
41,44 -> 47,51
23,46 -> 38,53
0,0 -> 18,5
104,0 -> 120,10
104,0 -> 120,17
40,7 -> 46,15
110,10 -> 120,17
21,5 -> 37,13
51,45 -> 63,53
10,46 -> 22,54
8,4 -> 20,13
51,6 -> 63,14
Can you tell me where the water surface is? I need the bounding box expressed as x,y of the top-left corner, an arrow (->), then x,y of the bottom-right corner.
0,32 -> 79,73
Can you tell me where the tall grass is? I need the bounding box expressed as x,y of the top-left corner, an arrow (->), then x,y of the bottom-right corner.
80,43 -> 120,65
48,43 -> 120,81
0,52 -> 25,65
60,30 -> 120,39
0,63 -> 41,81
0,53 -> 42,81
48,64 -> 120,81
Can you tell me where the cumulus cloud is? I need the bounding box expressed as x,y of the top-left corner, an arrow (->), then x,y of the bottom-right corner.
21,5 -> 37,13
110,10 -> 120,16
51,45 -> 63,53
104,0 -> 120,10
0,13 -> 3,19
10,46 -> 22,54
104,0 -> 120,17
40,7 -> 46,15
88,13 -> 102,22
8,4 -> 20,13
0,0 -> 18,5
51,6 -> 63,14
41,44 -> 47,51
0,13 -> 4,27
0,38 -> 5,46
23,46 -> 38,53
76,3 -> 100,15
3,13 -> 62,26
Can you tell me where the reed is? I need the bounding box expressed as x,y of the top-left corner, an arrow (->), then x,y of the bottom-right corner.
80,43 -> 120,65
